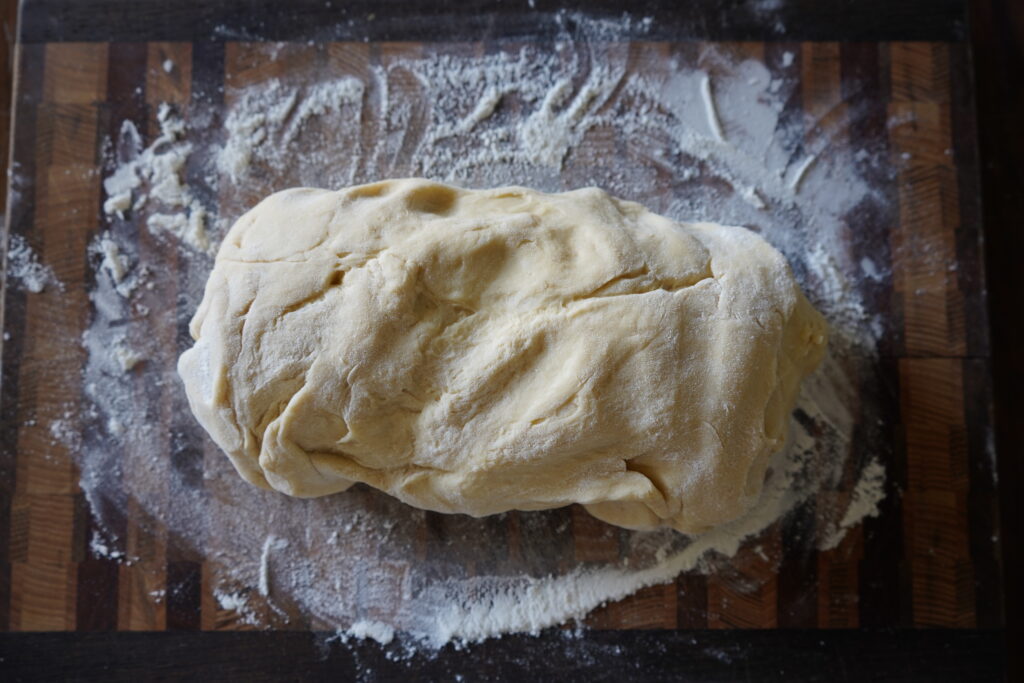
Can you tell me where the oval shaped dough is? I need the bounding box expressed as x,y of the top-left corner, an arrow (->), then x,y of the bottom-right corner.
178,179 -> 827,534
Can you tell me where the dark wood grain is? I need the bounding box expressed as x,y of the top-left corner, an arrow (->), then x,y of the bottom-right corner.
947,32 -> 1003,631
0,0 -> 18,218
1,40 -> 41,630
0,23 -> 41,633
839,43 -> 908,629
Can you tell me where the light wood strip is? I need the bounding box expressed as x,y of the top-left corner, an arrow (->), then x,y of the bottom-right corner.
10,42 -> 107,631
41,42 -> 108,105
900,356 -> 974,627
9,561 -> 77,630
890,42 -> 963,358
890,43 -> 951,104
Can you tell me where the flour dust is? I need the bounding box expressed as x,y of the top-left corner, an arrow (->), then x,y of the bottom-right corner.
5,233 -> 62,293
58,12 -> 893,650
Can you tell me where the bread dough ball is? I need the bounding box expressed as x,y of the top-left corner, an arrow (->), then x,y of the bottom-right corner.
179,179 -> 827,534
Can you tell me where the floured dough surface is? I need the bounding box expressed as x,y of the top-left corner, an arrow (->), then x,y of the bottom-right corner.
178,179 -> 827,534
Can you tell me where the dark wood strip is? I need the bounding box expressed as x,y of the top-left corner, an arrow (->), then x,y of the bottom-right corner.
838,43 -> 908,628
119,40 -> 194,632
0,0 -> 17,218
947,50 -> 987,359
847,42 -> 913,626
75,559 -> 119,631
676,573 -> 707,629
777,501 -> 818,627
849,47 -> 903,360
857,356 -> 908,631
0,629 -> 1005,681
18,0 -> 969,44
159,41 -> 226,631
969,0 -> 1024,675
72,41 -> 148,634
0,41 -> 45,632
163,40 -> 224,572
765,41 -> 805,159
571,505 -> 618,565
165,561 -> 201,631
111,41 -> 189,632
762,39 -> 819,629
513,510 -> 574,578
798,40 -> 863,629
817,533 -> 863,628
949,39 -> 1002,629
962,357 -> 1003,628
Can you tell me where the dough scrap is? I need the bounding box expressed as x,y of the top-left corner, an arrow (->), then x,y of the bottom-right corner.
179,179 -> 827,534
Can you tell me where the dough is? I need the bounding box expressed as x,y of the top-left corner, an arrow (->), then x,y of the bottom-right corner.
179,179 -> 827,534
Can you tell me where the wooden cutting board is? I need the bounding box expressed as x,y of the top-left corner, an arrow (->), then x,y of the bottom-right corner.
0,0 -> 1005,676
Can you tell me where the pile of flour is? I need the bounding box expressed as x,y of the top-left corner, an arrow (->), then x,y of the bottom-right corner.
59,12 -> 892,650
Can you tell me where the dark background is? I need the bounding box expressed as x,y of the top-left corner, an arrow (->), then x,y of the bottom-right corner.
0,0 -> 1020,679
971,0 -> 1022,677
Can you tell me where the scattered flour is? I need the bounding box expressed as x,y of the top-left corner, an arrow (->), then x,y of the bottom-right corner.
215,590 -> 251,613
258,535 -> 290,598
214,588 -> 262,626
90,530 -> 126,561
48,414 -> 77,447
820,458 -> 887,550
6,233 -> 60,293
218,77 -> 364,183
699,73 -> 727,143
68,12 -> 894,651
860,256 -> 884,281
102,103 -> 210,252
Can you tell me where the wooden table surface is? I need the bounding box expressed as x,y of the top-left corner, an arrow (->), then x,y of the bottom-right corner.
0,0 -> 1018,680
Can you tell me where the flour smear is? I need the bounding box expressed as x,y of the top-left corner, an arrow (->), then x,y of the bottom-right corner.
55,12 -> 894,651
